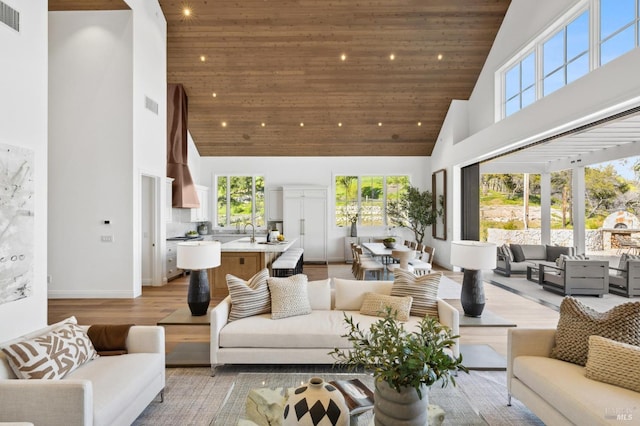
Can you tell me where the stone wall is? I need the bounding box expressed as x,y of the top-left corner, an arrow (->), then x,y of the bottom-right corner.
487,229 -> 603,251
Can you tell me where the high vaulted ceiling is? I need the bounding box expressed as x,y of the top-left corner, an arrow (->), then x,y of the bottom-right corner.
49,0 -> 511,157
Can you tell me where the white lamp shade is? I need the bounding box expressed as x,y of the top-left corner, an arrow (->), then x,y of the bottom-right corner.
450,240 -> 497,270
177,241 -> 221,270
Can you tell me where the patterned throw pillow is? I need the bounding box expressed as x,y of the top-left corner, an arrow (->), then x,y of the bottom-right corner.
268,274 -> 312,320
360,292 -> 413,321
586,336 -> 640,393
1,322 -> 98,380
227,268 -> 271,321
555,253 -> 587,269
390,270 -> 440,319
550,297 -> 640,366
501,244 -> 514,261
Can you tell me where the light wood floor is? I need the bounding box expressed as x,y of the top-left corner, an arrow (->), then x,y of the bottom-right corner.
48,264 -> 560,357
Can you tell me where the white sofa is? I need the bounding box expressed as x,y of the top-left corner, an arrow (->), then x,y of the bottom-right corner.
507,328 -> 640,425
210,278 -> 459,371
0,323 -> 165,426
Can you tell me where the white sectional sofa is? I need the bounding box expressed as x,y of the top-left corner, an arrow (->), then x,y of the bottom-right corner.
507,328 -> 640,425
210,278 -> 459,371
0,322 -> 165,426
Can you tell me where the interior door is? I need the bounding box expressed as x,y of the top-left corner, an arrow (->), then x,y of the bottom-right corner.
302,192 -> 327,262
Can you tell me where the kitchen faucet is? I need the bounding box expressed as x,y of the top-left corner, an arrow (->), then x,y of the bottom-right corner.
244,223 -> 256,243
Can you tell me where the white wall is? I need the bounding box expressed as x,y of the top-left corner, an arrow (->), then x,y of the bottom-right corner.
0,0 -> 49,341
431,0 -> 640,268
129,0 -> 167,289
48,3 -> 168,297
48,11 -> 135,298
198,156 -> 430,261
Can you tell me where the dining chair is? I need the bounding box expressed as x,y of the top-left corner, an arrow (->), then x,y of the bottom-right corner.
355,246 -> 384,280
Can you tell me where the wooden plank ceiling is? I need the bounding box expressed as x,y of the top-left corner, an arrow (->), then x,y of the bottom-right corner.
160,0 -> 510,157
50,0 -> 511,157
48,0 -> 129,11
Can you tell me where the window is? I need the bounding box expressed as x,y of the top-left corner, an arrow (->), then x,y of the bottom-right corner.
216,175 -> 265,228
600,0 -> 640,65
499,1 -> 640,119
335,175 -> 409,226
504,52 -> 535,117
543,11 -> 589,96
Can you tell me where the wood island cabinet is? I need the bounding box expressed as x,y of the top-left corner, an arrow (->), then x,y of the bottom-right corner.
209,251 -> 278,297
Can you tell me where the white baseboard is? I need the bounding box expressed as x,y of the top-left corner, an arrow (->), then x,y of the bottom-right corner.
48,289 -> 136,298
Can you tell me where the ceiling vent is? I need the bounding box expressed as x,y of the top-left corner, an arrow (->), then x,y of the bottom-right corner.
0,1 -> 19,32
145,96 -> 158,115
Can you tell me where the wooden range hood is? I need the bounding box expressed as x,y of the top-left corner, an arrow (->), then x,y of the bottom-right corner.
167,83 -> 200,209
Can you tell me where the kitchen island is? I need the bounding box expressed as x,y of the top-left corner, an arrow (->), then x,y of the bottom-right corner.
208,237 -> 297,297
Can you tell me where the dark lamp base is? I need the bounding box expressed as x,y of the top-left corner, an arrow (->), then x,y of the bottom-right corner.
460,269 -> 485,317
187,269 -> 210,316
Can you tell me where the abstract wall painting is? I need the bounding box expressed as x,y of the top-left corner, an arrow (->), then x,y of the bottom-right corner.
0,143 -> 34,305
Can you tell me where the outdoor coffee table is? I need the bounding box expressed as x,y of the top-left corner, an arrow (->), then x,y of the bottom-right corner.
212,372 -> 487,425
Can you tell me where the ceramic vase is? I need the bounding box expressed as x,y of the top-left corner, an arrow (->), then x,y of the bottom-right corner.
350,222 -> 358,237
374,378 -> 429,426
283,377 -> 349,426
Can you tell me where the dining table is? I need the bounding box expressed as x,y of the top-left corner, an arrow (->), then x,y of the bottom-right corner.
361,242 -> 415,279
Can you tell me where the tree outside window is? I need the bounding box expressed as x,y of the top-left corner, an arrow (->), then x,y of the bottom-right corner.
216,175 -> 265,228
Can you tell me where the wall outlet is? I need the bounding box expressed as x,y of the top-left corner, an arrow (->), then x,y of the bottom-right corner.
101,235 -> 114,242
47,275 -> 52,284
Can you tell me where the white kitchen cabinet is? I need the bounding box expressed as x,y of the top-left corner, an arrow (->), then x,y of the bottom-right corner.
283,187 -> 327,263
166,177 -> 174,223
165,241 -> 182,281
266,187 -> 283,221
190,185 -> 209,222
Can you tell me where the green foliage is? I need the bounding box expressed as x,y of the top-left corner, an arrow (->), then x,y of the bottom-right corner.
585,217 -> 604,229
387,186 -> 437,245
330,309 -> 467,398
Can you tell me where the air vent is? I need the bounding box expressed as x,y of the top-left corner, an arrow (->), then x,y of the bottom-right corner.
144,96 -> 158,115
0,1 -> 19,32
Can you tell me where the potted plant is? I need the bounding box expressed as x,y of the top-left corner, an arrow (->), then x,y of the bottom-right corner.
387,185 -> 440,245
330,309 -> 467,425
382,237 -> 396,248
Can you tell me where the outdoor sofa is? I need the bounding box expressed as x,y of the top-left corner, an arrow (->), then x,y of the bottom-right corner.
210,277 -> 459,371
0,319 -> 165,426
494,244 -> 575,277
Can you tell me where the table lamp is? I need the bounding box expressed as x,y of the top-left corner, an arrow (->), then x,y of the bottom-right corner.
450,240 -> 497,317
177,241 -> 221,316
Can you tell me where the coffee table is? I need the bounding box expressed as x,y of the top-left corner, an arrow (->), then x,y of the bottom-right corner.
212,372 -> 487,425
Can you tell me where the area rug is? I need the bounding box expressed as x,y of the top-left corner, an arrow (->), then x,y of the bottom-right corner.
132,366 -> 543,426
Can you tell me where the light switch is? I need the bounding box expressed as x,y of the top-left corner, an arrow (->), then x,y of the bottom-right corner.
101,235 -> 114,242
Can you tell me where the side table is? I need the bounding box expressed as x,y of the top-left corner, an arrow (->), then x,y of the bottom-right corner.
157,307 -> 211,367
526,265 -> 542,284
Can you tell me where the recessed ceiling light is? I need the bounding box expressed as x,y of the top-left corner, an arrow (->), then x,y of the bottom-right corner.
212,92 -> 217,98
221,121 -> 227,127
338,122 -> 343,127
340,54 -> 347,61
378,122 -> 382,126
417,122 -> 422,126
200,55 -> 206,62
261,122 -> 266,127
389,54 -> 395,61
183,7 -> 191,17
300,122 -> 304,127
437,53 -> 443,61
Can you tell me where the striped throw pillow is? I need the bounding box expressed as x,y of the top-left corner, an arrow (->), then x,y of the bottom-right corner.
390,269 -> 441,319
556,253 -> 587,269
226,268 -> 271,321
268,274 -> 312,320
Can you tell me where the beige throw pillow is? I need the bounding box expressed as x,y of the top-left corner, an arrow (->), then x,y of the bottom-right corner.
360,292 -> 413,321
585,336 -> 640,393
551,297 -> 640,366
390,270 -> 441,319
227,268 -> 271,321
268,274 -> 312,320
1,322 -> 98,380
